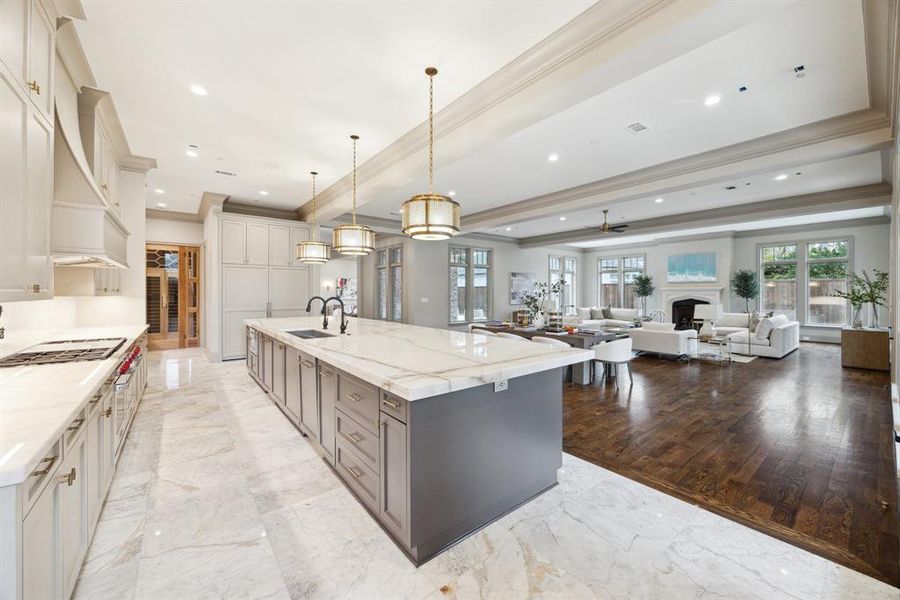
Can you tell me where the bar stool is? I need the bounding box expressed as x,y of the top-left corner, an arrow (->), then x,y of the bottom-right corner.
495,332 -> 526,341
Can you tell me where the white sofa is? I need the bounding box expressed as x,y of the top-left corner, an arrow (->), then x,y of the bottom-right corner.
628,322 -> 697,357
726,316 -> 799,358
712,312 -> 751,336
565,307 -> 640,329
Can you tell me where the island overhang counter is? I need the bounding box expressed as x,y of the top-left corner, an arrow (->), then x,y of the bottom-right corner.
244,316 -> 592,565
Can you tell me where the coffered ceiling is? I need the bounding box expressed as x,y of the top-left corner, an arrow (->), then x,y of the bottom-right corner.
75,0 -> 897,247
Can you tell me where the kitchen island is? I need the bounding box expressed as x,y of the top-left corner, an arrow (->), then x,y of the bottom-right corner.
244,316 -> 592,565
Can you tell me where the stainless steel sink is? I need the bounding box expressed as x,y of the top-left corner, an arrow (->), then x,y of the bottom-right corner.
286,329 -> 334,339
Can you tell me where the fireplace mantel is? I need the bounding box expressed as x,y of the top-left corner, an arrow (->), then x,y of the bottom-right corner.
660,287 -> 724,321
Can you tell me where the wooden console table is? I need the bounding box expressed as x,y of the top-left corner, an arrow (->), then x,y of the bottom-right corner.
840,327 -> 890,371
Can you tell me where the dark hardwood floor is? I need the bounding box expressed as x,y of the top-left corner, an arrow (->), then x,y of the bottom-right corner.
562,343 -> 899,586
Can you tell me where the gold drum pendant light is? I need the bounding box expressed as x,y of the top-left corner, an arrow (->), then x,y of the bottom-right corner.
295,171 -> 330,264
331,135 -> 374,256
401,67 -> 460,241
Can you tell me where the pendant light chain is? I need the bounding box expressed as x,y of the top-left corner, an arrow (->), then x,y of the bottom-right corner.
310,171 -> 318,239
351,135 -> 359,225
428,71 -> 434,195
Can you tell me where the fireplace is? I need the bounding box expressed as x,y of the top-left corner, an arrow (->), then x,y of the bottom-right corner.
672,298 -> 709,330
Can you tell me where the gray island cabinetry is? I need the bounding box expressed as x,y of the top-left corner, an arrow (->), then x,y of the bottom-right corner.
245,316 -> 591,565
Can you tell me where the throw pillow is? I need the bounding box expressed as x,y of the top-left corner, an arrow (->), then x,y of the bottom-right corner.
770,314 -> 789,328
576,307 -> 592,322
590,307 -> 604,320
748,311 -> 761,332
602,306 -> 613,319
754,316 -> 776,340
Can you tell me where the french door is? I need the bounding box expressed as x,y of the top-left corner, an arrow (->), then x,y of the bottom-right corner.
146,244 -> 201,350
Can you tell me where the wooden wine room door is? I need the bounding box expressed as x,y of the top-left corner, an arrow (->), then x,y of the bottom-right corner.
146,244 -> 201,350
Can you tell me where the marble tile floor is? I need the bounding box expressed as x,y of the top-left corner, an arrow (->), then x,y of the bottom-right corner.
73,349 -> 897,600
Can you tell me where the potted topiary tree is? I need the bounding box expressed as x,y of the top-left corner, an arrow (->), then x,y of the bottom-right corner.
730,269 -> 759,314
632,273 -> 655,318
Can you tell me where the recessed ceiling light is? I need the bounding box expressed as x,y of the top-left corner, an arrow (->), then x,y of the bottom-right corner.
448,190 -> 456,196
153,188 -> 165,194
774,174 -> 788,181
559,216 -> 566,221
259,190 -> 269,196
703,95 -> 721,106
190,84 -> 207,96
654,197 -> 664,204
156,202 -> 167,208
548,153 -> 559,162
185,149 -> 198,158
505,227 -> 512,231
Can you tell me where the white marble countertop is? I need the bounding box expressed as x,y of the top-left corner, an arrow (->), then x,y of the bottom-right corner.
245,317 -> 593,401
0,325 -> 148,488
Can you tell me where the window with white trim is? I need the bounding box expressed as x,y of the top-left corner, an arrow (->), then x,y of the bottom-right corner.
597,255 -> 644,308
375,245 -> 402,321
450,247 -> 492,323
549,256 -> 577,315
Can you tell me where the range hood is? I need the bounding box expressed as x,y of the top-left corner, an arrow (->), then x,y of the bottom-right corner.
51,53 -> 129,269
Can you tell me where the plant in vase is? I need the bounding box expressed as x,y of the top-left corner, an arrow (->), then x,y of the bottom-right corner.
632,273 -> 655,319
730,270 -> 759,314
833,269 -> 888,328
523,279 -> 566,328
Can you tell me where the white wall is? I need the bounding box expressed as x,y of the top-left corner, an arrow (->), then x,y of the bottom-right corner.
146,217 -> 203,245
202,209 -> 221,360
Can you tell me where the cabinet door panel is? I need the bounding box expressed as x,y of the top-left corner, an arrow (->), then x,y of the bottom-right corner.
0,0 -> 27,85
380,413 -> 409,543
299,353 -> 319,442
262,336 -> 273,391
222,220 -> 246,264
59,434 -> 88,598
269,267 -> 309,313
26,110 -> 51,294
0,72 -> 28,300
223,310 -> 266,360
246,222 -> 269,265
318,364 -> 337,464
101,391 -> 114,493
29,1 -> 53,120
268,225 -> 290,266
272,340 -> 286,404
86,407 -> 103,527
23,480 -> 57,600
284,347 -> 301,422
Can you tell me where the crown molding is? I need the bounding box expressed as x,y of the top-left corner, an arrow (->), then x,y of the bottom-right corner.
731,215 -> 890,239
863,0 -> 900,138
120,155 -> 157,173
198,192 -> 228,221
519,183 -> 892,248
146,208 -> 202,223
224,201 -> 301,221
52,0 -> 86,21
298,0 -> 779,222
55,18 -> 95,90
466,110 -> 892,232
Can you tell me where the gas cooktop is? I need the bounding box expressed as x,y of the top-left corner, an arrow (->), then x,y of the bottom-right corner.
0,337 -> 127,368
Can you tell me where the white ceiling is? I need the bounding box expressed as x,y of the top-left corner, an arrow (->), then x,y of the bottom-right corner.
496,152 -> 884,238
569,206 -> 889,249
356,0 -> 870,223
75,0 -> 593,213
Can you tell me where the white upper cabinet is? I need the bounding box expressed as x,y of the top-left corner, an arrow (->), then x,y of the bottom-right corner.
269,225 -> 291,267
246,222 -> 268,265
0,0 -> 53,301
28,0 -> 52,122
222,219 -> 247,264
0,0 -> 28,85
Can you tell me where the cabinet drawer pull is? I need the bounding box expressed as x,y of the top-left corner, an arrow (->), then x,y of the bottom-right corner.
342,431 -> 363,445
30,455 -> 58,477
382,398 -> 401,410
345,393 -> 362,403
300,360 -> 315,369
67,418 -> 85,432
102,408 -> 112,418
343,465 -> 363,479
58,468 -> 76,487
27,80 -> 40,94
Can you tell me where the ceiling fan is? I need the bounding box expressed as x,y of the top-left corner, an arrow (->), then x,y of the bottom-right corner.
596,209 -> 629,234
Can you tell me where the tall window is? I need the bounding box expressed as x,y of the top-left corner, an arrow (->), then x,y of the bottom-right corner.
597,255 -> 644,308
450,247 -> 492,323
760,244 -> 798,320
375,245 -> 402,321
807,240 -> 848,326
759,239 -> 849,326
549,256 -> 577,314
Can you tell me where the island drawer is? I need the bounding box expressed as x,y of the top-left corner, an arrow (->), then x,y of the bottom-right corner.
336,372 -> 379,433
336,409 -> 379,474
336,438 -> 379,513
379,391 -> 407,423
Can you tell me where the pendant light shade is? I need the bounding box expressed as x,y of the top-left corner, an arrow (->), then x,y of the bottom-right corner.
332,135 -> 375,256
296,171 -> 330,264
401,67 -> 460,241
